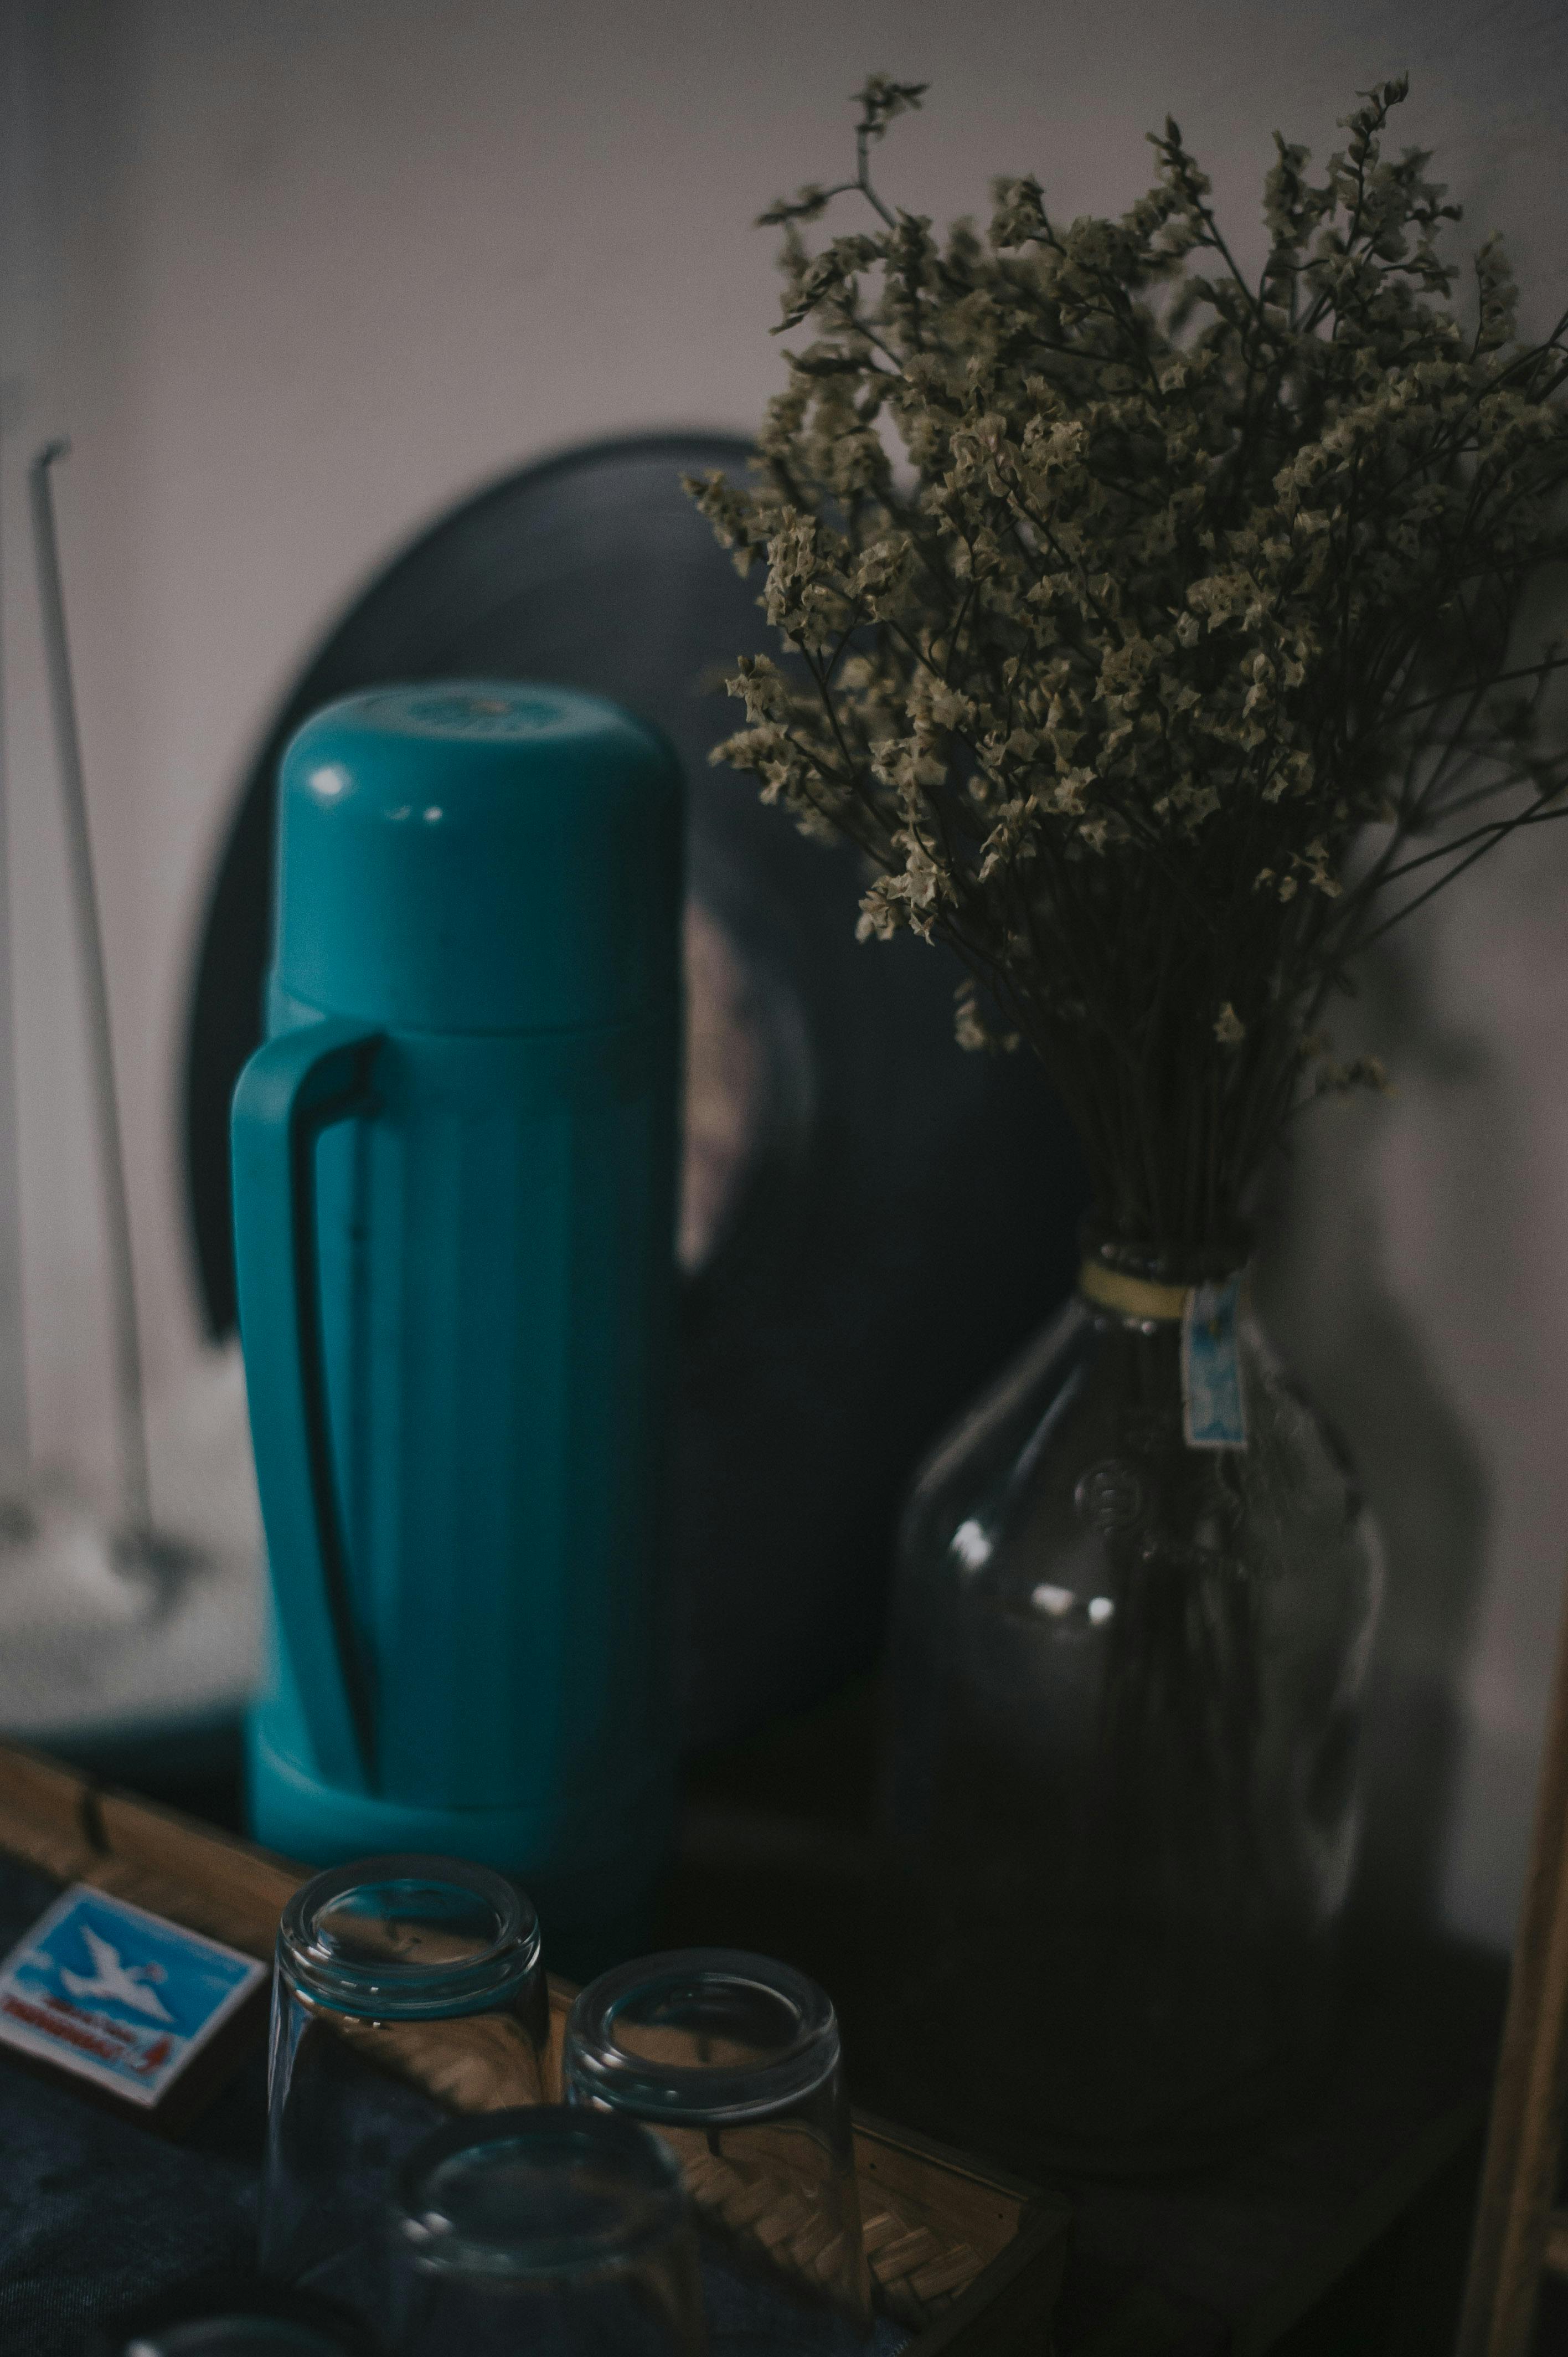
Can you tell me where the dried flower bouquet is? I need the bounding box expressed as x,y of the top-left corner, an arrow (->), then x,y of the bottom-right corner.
692,76 -> 1568,1247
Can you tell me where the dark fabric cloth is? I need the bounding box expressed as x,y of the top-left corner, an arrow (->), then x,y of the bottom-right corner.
0,1857 -> 264,2356
0,1859 -> 908,2356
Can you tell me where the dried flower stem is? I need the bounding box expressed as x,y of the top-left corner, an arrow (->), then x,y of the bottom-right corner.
691,76 -> 1568,1246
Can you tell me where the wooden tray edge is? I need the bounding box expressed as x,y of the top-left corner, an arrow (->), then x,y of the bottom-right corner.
0,1738 -> 1071,2350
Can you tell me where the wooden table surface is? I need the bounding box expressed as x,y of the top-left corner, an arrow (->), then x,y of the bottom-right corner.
656,1680 -> 1510,2357
106,1684 -> 1510,2357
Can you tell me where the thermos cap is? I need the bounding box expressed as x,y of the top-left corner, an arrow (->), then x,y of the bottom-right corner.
274,683 -> 683,1034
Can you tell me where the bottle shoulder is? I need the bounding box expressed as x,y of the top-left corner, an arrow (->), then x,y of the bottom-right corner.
899,1294 -> 1378,1617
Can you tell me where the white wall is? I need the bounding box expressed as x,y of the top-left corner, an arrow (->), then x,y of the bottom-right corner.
1,0 -> 1566,1942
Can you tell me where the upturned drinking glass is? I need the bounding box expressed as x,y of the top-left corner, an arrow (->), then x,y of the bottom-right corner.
563,1950 -> 870,2333
385,2107 -> 704,2356
879,1234 -> 1384,2170
118,2325 -> 359,2357
260,1855 -> 551,2302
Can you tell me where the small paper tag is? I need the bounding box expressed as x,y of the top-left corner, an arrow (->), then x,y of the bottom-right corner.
1182,1275 -> 1247,1451
0,1884 -> 267,2109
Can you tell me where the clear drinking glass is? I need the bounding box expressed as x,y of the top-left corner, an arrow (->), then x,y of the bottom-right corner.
120,2326 -> 358,2357
563,1949 -> 870,2336
385,2107 -> 704,2356
97,2279 -> 375,2357
260,1854 -> 551,2308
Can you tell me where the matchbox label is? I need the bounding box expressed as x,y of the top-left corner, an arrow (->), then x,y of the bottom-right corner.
0,1884 -> 267,2107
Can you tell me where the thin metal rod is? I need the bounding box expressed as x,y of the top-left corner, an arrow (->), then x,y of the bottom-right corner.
0,393 -> 27,1480
28,440 -> 151,1538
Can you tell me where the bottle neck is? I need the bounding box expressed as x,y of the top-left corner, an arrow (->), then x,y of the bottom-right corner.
1077,1230 -> 1252,1324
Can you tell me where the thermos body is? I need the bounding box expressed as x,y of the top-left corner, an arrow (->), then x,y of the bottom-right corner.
231,685 -> 683,1928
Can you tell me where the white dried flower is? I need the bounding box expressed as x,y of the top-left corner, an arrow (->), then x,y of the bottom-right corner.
693,75 -> 1568,1243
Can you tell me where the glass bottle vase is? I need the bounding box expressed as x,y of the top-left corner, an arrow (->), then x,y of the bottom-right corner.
878,1236 -> 1383,2171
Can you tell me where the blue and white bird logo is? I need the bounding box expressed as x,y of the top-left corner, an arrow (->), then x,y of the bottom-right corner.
58,1925 -> 175,2023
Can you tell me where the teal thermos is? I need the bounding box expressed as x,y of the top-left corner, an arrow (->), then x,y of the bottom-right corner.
231,684 -> 683,1936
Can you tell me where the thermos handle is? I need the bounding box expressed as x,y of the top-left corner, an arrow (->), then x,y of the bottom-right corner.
232,1018 -> 384,1794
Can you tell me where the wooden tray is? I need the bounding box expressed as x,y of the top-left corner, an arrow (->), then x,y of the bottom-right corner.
0,1740 -> 1069,2355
